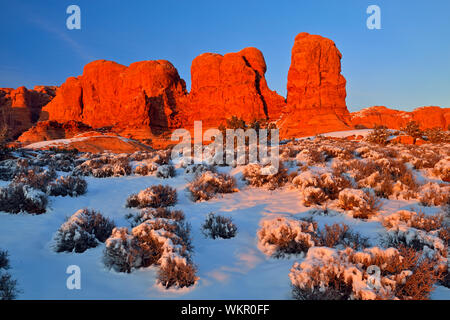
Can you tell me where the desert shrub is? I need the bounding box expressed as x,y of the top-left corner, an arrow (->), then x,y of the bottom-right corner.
0,183 -> 48,214
0,249 -> 19,300
12,168 -> 56,192
419,183 -> 450,206
156,164 -> 176,179
302,187 -> 328,207
432,158 -> 450,182
201,212 -> 237,239
184,163 -> 217,175
46,175 -> 87,197
292,265 -> 353,300
258,217 -> 317,258
290,246 -> 442,300
315,223 -> 369,250
365,126 -> 391,145
126,185 -> 177,208
242,162 -> 288,190
157,257 -> 198,289
74,155 -> 131,178
338,188 -> 381,219
126,208 -> 185,227
402,121 -> 423,139
425,127 -> 449,144
133,161 -> 158,176
103,227 -> 144,273
54,209 -> 115,253
188,171 -> 237,202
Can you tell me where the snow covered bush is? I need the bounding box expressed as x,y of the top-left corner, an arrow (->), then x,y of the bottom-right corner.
290,246 -> 443,300
242,162 -> 288,190
110,207 -> 197,288
302,187 -> 328,207
257,217 -> 317,258
316,223 -> 369,250
0,183 -> 48,214
54,209 -> 115,253
184,163 -> 217,175
419,182 -> 450,207
201,212 -> 237,239
126,208 -> 185,227
46,175 -> 87,197
0,249 -> 19,300
188,171 -> 237,202
74,155 -> 131,178
12,168 -> 56,192
365,126 -> 390,145
133,160 -> 158,176
338,188 -> 381,219
126,185 -> 177,208
432,158 -> 450,182
103,227 -> 144,273
0,158 -> 29,181
157,256 -> 197,289
156,164 -> 176,179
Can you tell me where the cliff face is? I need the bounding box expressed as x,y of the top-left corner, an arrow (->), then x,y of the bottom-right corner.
185,47 -> 285,128
40,59 -> 188,140
279,32 -> 351,138
10,33 -> 449,148
0,86 -> 56,139
350,106 -> 450,130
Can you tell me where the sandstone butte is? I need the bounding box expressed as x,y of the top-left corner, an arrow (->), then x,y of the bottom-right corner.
4,32 -> 448,150
0,86 -> 56,139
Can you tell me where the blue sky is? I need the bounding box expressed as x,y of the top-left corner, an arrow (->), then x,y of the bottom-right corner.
1,0 -> 449,112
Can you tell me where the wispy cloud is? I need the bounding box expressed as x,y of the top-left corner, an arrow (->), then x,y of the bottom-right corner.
28,15 -> 94,62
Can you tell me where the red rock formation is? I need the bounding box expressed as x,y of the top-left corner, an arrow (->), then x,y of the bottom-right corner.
40,59 -> 188,140
351,106 -> 450,130
279,32 -> 351,139
185,47 -> 285,128
17,120 -> 95,145
0,86 -> 56,139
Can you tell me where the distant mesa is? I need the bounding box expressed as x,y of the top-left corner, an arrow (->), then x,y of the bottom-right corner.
1,32 -> 448,151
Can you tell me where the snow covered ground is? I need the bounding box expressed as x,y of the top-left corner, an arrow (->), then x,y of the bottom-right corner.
1,136 -> 449,300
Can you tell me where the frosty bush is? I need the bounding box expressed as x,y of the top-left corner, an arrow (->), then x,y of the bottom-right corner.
242,162 -> 288,190
338,188 -> 381,219
258,217 -> 317,258
0,249 -> 19,300
201,212 -> 237,239
126,185 -> 177,208
107,206 -> 196,288
0,183 -> 48,214
365,126 -> 390,145
432,158 -> 450,182
103,227 -> 144,273
133,160 -> 158,176
54,209 -> 115,253
425,127 -> 450,144
74,155 -> 131,178
184,163 -> 217,175
46,175 -> 87,197
188,171 -> 237,202
0,158 -> 29,181
156,164 -> 176,179
419,182 -> 450,206
126,208 -> 185,227
316,223 -> 369,250
158,256 -> 197,289
290,246 -> 443,300
12,168 -> 56,192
